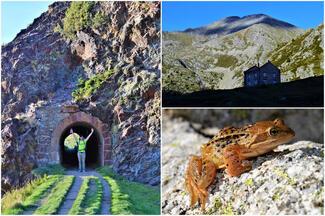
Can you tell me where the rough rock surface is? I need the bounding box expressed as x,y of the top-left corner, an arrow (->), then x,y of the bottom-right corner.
1,1 -> 160,193
162,117 -> 324,215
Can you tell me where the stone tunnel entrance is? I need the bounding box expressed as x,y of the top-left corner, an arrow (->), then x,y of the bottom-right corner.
51,112 -> 111,168
59,123 -> 101,168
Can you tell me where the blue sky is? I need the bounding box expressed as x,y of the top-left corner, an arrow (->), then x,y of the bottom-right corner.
1,1 -> 324,43
163,1 -> 324,31
1,1 -> 53,44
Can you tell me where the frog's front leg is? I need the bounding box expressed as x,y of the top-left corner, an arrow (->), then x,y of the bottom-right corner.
185,155 -> 216,211
222,144 -> 253,176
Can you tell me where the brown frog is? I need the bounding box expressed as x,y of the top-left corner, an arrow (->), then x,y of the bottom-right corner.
185,118 -> 295,211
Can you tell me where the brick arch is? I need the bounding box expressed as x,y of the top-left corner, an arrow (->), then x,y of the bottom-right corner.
51,112 -> 111,166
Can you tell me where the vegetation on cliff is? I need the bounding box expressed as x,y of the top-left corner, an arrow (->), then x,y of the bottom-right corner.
55,2 -> 107,40
72,69 -> 115,102
61,2 -> 94,39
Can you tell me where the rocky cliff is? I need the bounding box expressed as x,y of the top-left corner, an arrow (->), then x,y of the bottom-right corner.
162,14 -> 323,92
1,1 -> 160,193
162,111 -> 324,215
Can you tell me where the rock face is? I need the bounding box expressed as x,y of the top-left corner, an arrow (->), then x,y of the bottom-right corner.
163,14 -> 323,92
1,1 -> 160,193
162,114 -> 324,215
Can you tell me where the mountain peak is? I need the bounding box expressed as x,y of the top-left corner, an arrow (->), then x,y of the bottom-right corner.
222,16 -> 240,22
242,14 -> 269,19
183,14 -> 297,36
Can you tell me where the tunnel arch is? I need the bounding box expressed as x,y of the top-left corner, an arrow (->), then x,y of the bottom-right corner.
51,112 -> 111,168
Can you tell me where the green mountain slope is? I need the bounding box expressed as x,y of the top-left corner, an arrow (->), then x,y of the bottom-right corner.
270,24 -> 324,81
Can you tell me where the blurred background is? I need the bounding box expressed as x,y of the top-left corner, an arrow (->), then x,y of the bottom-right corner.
163,109 -> 324,143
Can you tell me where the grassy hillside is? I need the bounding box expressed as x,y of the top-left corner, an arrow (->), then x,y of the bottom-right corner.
270,24 -> 324,80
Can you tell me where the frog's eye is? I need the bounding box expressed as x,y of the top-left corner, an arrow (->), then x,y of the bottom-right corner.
269,127 -> 278,136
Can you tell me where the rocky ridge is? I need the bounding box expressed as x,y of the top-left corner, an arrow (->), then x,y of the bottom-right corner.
184,14 -> 296,36
1,1 -> 160,193
162,116 -> 324,215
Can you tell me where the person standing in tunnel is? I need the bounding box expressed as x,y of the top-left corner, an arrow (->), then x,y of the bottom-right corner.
70,128 -> 94,172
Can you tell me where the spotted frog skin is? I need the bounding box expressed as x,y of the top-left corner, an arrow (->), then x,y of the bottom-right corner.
185,119 -> 295,211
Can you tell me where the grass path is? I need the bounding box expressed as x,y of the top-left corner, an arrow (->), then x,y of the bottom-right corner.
57,172 -> 83,215
57,170 -> 111,215
33,175 -> 74,214
69,176 -> 103,215
22,176 -> 62,215
1,175 -> 62,215
69,176 -> 103,214
81,177 -> 102,214
68,177 -> 90,215
2,167 -> 160,215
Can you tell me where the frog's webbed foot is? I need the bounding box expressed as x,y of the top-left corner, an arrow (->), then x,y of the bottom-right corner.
223,144 -> 253,176
185,155 -> 216,211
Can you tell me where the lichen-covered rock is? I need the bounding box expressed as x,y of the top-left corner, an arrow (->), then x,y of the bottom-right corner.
162,117 -> 324,215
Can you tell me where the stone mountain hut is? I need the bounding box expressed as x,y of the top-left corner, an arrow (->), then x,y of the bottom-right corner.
244,61 -> 280,87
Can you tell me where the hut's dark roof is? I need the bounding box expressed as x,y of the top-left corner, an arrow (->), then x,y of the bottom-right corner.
244,61 -> 279,75
244,65 -> 259,75
260,61 -> 279,71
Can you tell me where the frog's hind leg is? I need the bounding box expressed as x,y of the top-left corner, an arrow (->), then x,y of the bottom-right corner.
185,155 -> 217,211
185,155 -> 201,208
223,144 -> 253,177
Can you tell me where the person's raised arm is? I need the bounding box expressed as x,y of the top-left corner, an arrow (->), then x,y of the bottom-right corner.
85,128 -> 94,142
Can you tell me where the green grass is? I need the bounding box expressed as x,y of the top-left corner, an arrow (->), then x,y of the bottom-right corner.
163,32 -> 194,46
214,54 -> 238,68
32,164 -> 65,178
72,69 -> 115,102
97,166 -> 160,215
83,177 -> 102,214
1,175 -> 62,215
33,175 -> 75,214
68,176 -> 102,215
69,177 -> 90,215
